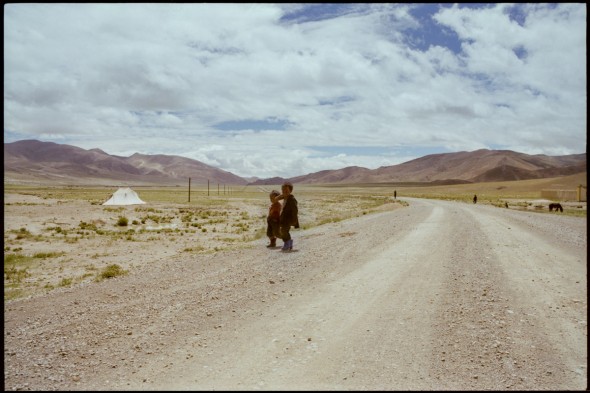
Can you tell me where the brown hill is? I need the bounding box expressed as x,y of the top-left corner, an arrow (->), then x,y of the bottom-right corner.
4,140 -> 586,186
4,140 -> 248,186
366,149 -> 586,183
260,149 -> 586,185
124,153 -> 247,185
290,166 -> 373,184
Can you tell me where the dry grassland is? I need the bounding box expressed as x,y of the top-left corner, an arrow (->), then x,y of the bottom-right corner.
4,173 -> 586,302
3,183 -> 402,301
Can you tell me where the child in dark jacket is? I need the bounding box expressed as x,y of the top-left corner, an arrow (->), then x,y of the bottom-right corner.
277,182 -> 299,251
266,190 -> 281,248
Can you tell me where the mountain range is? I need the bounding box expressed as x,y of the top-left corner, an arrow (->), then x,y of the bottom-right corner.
4,139 -> 587,186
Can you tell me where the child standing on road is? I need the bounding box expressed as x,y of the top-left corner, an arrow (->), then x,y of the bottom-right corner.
276,182 -> 299,252
266,190 -> 281,248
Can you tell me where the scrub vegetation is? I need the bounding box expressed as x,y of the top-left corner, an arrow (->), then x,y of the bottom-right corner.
4,175 -> 585,300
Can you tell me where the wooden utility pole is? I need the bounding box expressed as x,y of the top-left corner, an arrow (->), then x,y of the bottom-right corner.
188,178 -> 191,202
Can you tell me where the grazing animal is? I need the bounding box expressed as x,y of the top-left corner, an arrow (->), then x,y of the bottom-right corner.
548,203 -> 563,212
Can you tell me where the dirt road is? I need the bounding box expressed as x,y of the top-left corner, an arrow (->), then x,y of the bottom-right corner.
4,198 -> 587,390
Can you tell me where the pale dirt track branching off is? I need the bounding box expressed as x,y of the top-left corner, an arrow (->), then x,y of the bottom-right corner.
4,197 -> 587,390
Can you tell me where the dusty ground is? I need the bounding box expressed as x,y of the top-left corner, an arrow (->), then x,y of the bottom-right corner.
3,195 -> 587,390
5,190 -> 384,299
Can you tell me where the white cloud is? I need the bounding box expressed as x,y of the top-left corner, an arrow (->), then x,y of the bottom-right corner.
4,3 -> 586,179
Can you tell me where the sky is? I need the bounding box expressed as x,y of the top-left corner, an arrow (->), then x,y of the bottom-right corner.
4,3 -> 587,179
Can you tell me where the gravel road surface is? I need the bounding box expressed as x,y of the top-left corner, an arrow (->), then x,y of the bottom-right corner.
4,198 -> 587,390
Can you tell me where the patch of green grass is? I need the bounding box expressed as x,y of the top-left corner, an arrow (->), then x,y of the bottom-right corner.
96,264 -> 128,281
33,251 -> 66,259
4,265 -> 31,284
4,253 -> 35,284
183,246 -> 206,253
58,277 -> 73,287
12,228 -> 33,240
5,288 -> 26,301
4,253 -> 33,266
79,221 -> 99,231
116,216 -> 129,226
46,226 -> 67,235
104,207 -> 125,213
562,209 -> 587,218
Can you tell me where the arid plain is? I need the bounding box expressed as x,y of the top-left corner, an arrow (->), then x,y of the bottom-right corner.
4,173 -> 586,301
4,174 -> 587,390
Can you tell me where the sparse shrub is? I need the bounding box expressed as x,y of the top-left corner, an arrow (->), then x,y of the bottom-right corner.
45,226 -> 65,234
183,245 -> 206,253
116,216 -> 129,227
15,228 -> 32,239
97,264 -> 128,280
33,251 -> 66,259
79,221 -> 98,231
104,207 -> 124,213
4,253 -> 33,284
4,265 -> 31,283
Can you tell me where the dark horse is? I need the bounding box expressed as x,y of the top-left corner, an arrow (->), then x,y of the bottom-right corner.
548,203 -> 563,212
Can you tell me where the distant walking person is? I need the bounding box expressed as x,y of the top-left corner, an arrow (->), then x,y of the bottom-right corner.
265,190 -> 281,248
473,194 -> 477,204
276,182 -> 299,252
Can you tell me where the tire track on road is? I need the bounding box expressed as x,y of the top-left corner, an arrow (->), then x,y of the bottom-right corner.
154,201 -> 458,390
467,204 -> 587,389
430,201 -> 586,390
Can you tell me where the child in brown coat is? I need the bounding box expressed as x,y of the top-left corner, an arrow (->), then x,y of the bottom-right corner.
266,190 -> 281,248
276,182 -> 299,251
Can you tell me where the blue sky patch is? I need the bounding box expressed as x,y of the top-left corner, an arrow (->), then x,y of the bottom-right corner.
213,117 -> 291,132
404,4 -> 496,54
404,4 -> 462,53
280,3 -> 369,24
318,96 -> 356,106
505,4 -> 527,27
513,45 -> 528,60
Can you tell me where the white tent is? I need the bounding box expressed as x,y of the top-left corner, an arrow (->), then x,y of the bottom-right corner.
103,187 -> 146,206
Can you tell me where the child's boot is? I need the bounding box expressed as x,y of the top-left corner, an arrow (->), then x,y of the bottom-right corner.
267,238 -> 276,248
281,240 -> 290,251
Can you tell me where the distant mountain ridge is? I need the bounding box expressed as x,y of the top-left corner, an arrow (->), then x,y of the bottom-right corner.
4,140 -> 586,186
253,149 -> 586,185
4,140 -> 247,186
